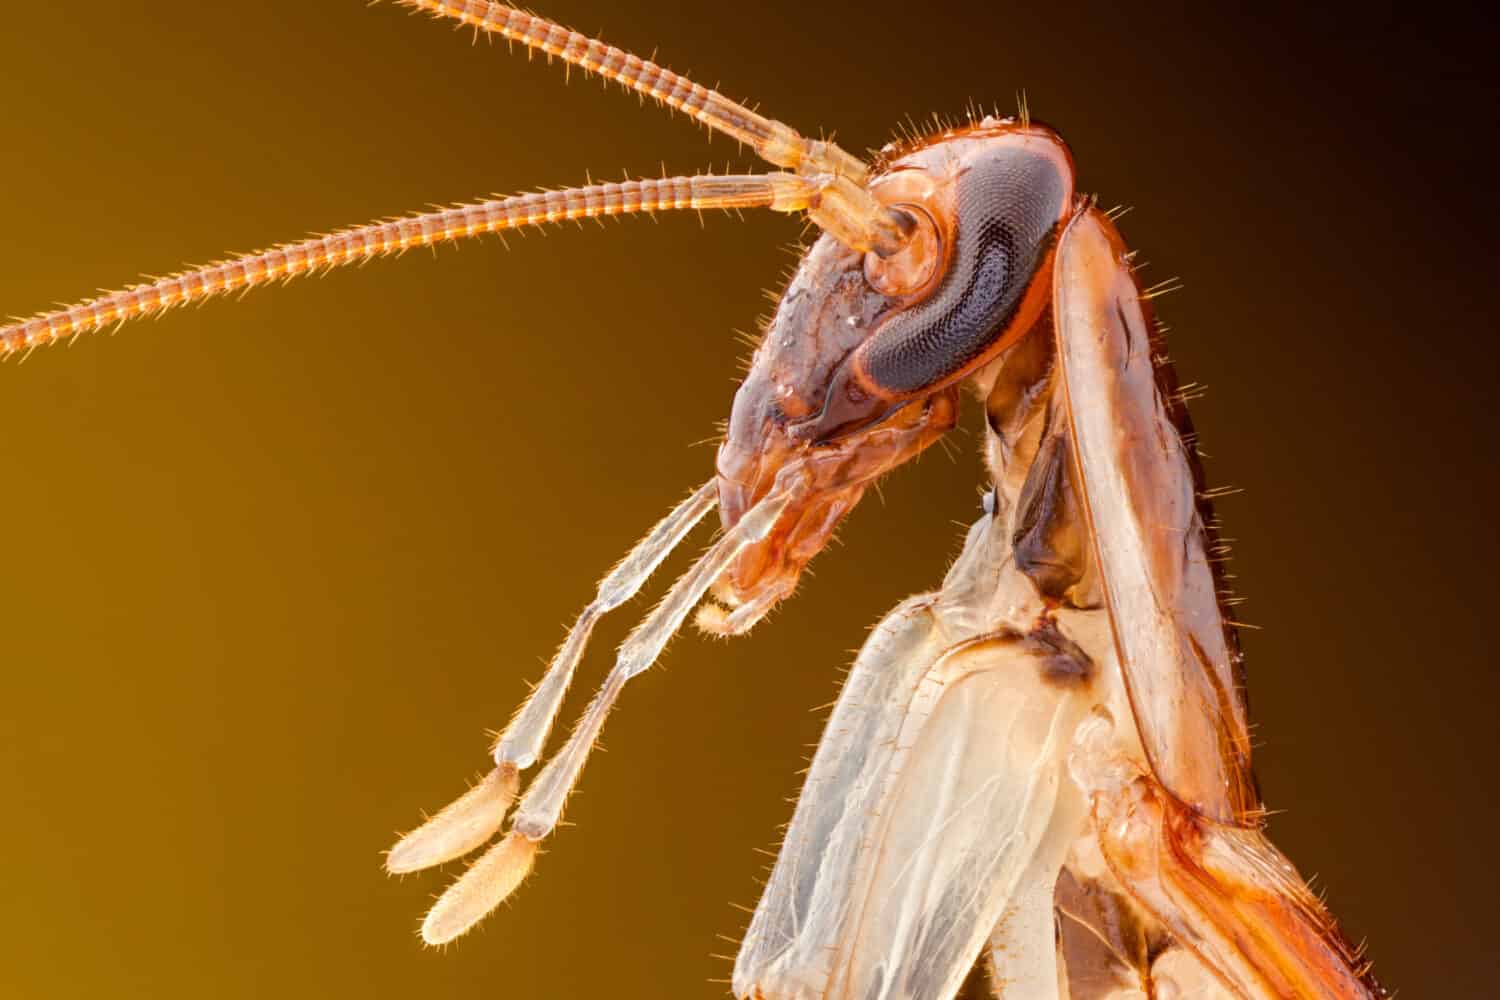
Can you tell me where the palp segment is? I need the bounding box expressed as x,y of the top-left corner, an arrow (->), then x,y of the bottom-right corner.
388,478 -> 796,944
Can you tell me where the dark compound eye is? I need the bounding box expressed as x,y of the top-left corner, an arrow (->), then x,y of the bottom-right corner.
863,149 -> 1068,394
789,140 -> 1072,445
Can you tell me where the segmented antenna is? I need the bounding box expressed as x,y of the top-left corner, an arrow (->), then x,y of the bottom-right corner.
399,1 -> 860,180
395,1 -> 908,253
3,4 -> 914,357
0,174 -> 812,357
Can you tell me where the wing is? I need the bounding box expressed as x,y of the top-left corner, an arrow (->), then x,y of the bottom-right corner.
734,596 -> 953,1000
734,518 -> 1093,1000
1051,207 -> 1258,824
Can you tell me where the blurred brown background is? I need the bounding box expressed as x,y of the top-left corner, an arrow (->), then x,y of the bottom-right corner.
0,2 -> 1491,996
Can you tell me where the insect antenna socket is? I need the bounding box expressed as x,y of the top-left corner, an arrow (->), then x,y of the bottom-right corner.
864,205 -> 941,296
395,1 -> 911,255
805,176 -> 916,256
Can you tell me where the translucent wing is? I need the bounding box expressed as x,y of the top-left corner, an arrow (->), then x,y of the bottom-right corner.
735,597 -> 951,999
828,635 -> 1082,1000
735,528 -> 1093,1000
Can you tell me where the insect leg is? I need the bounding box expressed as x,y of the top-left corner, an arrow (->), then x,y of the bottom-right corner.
384,764 -> 522,877
694,577 -> 795,636
418,481 -> 798,944
495,479 -> 720,771
509,482 -> 797,840
384,481 -> 719,876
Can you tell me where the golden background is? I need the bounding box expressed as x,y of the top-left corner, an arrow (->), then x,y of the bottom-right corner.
0,2 -> 1490,995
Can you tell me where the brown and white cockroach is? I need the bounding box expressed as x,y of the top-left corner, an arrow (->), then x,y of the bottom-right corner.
2,3 -> 1386,997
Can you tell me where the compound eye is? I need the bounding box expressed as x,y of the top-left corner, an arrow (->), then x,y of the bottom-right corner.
864,205 -> 942,299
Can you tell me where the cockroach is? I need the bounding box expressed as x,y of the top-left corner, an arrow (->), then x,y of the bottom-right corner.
1,3 -> 1386,997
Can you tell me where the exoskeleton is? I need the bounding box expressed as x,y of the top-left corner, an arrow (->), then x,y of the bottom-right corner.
1,3 -> 1385,997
